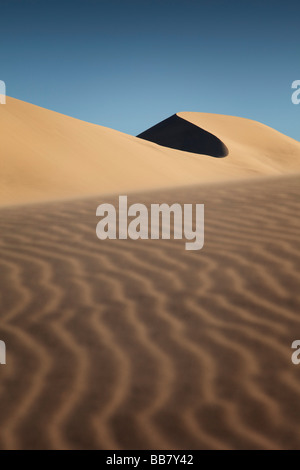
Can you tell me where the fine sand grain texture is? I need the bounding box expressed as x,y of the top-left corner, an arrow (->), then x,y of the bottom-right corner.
1,98 -> 300,206
0,174 -> 300,449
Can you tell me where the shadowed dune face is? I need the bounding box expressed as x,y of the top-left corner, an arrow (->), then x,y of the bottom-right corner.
137,114 -> 228,157
0,174 -> 300,449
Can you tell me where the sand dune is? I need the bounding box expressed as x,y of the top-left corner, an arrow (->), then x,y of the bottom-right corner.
1,97 -> 300,206
1,97 -> 300,449
0,174 -> 300,449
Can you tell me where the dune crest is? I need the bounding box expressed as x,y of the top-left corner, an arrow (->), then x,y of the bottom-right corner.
0,98 -> 300,206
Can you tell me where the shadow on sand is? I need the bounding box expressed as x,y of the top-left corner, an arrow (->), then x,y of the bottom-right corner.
137,114 -> 228,158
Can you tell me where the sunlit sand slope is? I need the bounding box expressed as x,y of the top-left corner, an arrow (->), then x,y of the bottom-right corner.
1,98 -> 300,206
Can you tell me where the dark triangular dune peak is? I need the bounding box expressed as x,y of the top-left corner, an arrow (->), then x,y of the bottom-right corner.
137,114 -> 228,158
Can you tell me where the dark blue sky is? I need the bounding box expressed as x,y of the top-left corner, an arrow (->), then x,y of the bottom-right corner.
1,0 -> 299,139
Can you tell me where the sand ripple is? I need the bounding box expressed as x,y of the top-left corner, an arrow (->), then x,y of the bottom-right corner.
0,174 -> 300,449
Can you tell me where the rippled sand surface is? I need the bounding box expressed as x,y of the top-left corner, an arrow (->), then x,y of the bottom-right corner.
0,174 -> 300,449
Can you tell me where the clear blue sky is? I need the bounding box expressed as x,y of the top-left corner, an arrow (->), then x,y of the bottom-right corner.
1,0 -> 299,140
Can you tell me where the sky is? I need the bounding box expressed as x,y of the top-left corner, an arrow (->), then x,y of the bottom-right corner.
0,0 -> 299,140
